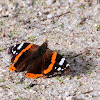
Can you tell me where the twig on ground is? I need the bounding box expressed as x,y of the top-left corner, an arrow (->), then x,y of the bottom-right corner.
40,11 -> 71,21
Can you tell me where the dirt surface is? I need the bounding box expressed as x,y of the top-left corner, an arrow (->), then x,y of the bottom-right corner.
0,0 -> 100,100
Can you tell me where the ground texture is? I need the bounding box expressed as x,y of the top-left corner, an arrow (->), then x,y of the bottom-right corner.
0,0 -> 100,100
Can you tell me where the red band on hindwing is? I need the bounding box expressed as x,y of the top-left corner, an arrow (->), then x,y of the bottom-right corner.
43,52 -> 57,74
25,52 -> 57,78
25,73 -> 43,79
9,64 -> 16,71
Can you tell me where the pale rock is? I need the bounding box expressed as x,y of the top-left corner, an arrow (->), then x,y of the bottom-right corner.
47,14 -> 53,18
46,0 -> 53,6
66,96 -> 74,100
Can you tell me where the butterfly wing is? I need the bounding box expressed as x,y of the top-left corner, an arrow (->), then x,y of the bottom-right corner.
24,42 -> 50,78
8,43 -> 39,72
26,50 -> 52,73
8,43 -> 30,63
45,53 -> 70,77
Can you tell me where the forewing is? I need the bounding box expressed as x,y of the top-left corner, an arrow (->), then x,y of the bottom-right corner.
8,43 -> 30,63
9,43 -> 39,72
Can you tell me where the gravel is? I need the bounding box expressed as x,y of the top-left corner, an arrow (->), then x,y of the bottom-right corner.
0,0 -> 100,100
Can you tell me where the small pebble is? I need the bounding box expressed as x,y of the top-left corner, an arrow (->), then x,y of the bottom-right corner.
46,0 -> 53,6
66,96 -> 74,100
91,92 -> 100,97
47,14 -> 53,18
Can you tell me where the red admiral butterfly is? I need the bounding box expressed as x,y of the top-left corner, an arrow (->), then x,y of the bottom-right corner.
8,41 -> 70,79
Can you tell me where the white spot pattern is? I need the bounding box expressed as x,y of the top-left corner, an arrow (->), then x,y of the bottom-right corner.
61,69 -> 64,71
14,44 -> 16,48
12,49 -> 13,53
16,52 -> 18,55
17,43 -> 24,50
66,64 -> 70,68
59,58 -> 65,66
57,67 -> 61,71
13,51 -> 16,54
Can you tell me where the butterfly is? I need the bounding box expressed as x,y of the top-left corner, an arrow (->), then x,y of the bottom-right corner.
8,41 -> 70,79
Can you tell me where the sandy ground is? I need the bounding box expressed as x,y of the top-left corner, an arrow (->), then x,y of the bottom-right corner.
0,0 -> 100,100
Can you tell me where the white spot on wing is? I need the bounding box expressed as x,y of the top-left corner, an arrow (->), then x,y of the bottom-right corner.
14,44 -> 16,48
13,51 -> 16,54
17,43 -> 24,50
12,49 -> 13,53
57,67 -> 61,71
55,67 -> 57,69
49,75 -> 52,77
66,64 -> 70,68
59,58 -> 65,66
16,52 -> 18,55
61,69 -> 64,71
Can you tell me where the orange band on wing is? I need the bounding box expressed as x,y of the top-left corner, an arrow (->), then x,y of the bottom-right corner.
9,64 -> 16,71
9,44 -> 33,71
25,73 -> 43,79
14,44 -> 33,63
43,52 -> 57,74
